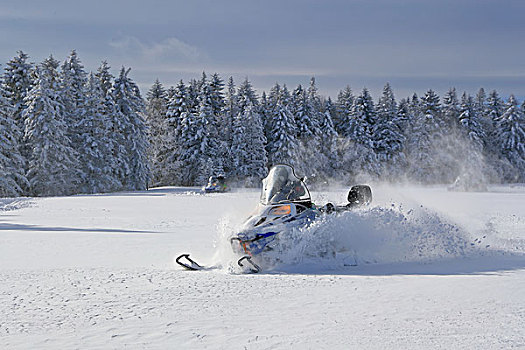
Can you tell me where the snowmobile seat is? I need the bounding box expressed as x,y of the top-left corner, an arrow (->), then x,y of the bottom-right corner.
346,185 -> 372,207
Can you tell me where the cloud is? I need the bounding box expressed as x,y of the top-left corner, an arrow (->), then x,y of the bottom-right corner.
108,35 -> 206,63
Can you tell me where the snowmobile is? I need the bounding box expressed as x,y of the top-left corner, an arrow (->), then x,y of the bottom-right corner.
177,164 -> 372,273
203,175 -> 229,193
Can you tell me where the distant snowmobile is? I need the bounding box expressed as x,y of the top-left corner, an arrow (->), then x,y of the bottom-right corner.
177,164 -> 372,273
203,175 -> 229,193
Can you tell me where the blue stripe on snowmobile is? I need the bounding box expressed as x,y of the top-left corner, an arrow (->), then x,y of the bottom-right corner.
254,231 -> 278,239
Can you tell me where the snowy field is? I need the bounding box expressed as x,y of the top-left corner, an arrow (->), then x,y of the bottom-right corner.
1,184 -> 525,349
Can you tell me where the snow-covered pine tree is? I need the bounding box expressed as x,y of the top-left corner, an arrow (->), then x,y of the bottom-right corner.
475,88 -> 486,117
0,83 -> 27,196
307,77 -> 322,117
522,99 -> 525,122
306,78 -> 325,134
230,86 -> 248,180
145,79 -> 169,187
209,73 -> 225,119
165,80 -> 191,185
94,61 -> 122,190
476,89 -> 507,180
206,73 -> 228,175
486,90 -> 504,124
1,51 -> 34,151
341,87 -> 378,179
474,88 -> 494,155
174,98 -> 197,186
235,78 -> 258,111
419,89 -> 455,183
230,78 -> 267,185
242,100 -> 268,184
437,87 -> 468,182
442,87 -> 460,131
186,78 -> 200,114
319,97 -> 340,179
23,56 -> 80,196
197,72 -> 207,95
459,92 -> 485,149
396,98 -> 411,181
290,83 -> 323,176
291,84 -> 307,134
222,77 -> 238,175
334,85 -> 354,136
397,93 -> 421,139
495,95 -> 525,182
177,79 -> 225,186
77,73 -> 121,193
304,77 -> 331,178
265,84 -> 300,171
166,85 -> 176,102
374,83 -> 406,180
350,87 -> 376,134
112,67 -> 149,190
184,83 -> 216,185
62,51 -> 107,192
1,51 -> 34,190
260,91 -> 271,139
404,94 -> 421,145
396,97 -> 410,137
405,92 -> 439,183
375,84 -> 397,127
452,92 -> 489,188
408,93 -> 421,115
60,50 -> 88,149
96,61 -> 114,98
485,90 -> 504,151
421,89 -> 442,125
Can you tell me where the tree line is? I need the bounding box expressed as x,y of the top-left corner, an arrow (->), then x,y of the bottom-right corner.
1,50 -> 524,197
147,74 -> 525,188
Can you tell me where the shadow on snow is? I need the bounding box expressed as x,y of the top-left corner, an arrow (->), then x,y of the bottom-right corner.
0,222 -> 155,234
259,253 -> 525,277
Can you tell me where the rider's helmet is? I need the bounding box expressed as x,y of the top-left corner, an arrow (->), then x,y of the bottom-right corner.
273,166 -> 290,188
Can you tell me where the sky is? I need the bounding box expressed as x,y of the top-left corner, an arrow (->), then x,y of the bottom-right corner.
1,0 -> 524,101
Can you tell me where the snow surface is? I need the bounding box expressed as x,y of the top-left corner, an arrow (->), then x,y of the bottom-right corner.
1,185 -> 525,349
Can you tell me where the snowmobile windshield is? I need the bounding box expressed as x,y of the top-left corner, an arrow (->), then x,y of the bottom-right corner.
260,165 -> 311,205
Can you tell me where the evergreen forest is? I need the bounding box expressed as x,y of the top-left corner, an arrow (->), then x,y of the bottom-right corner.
1,51 -> 524,197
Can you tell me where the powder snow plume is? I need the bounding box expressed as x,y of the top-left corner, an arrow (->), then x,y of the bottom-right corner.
209,198 -> 525,274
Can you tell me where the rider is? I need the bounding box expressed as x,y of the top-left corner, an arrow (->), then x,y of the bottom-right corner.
269,166 -> 306,203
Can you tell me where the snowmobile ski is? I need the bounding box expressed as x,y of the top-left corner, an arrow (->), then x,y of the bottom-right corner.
176,254 -> 206,271
237,256 -> 261,273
